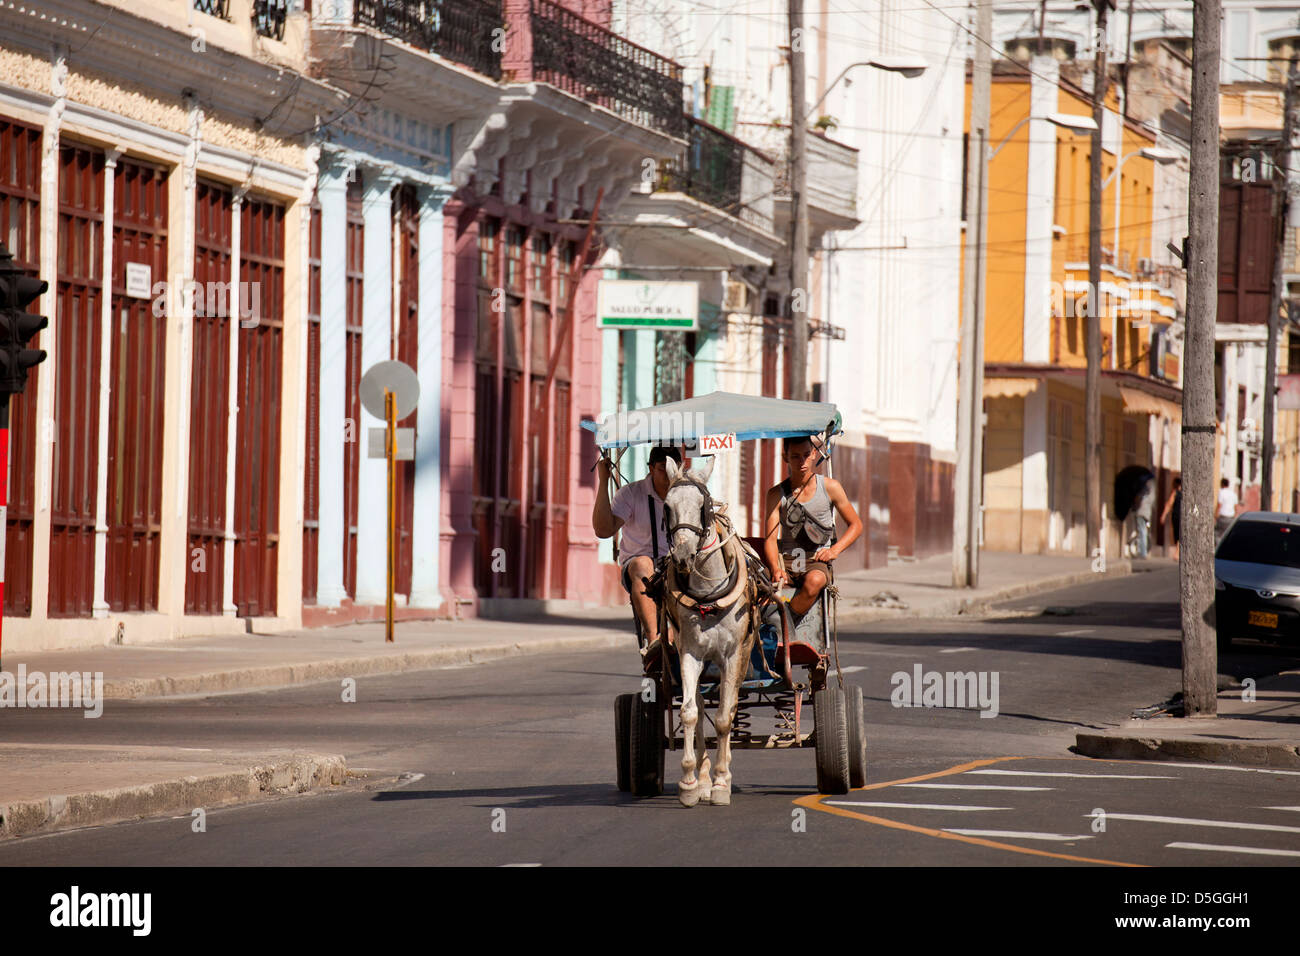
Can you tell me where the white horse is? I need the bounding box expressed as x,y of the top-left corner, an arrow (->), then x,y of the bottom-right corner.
662,456 -> 759,807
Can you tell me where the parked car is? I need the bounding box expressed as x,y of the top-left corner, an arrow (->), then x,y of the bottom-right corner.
1215,511 -> 1300,650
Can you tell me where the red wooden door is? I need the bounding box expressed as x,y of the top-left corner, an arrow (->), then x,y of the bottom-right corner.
343,181 -> 363,599
303,202 -> 321,602
232,197 -> 285,617
48,143 -> 104,618
186,181 -> 232,614
394,185 -> 418,597
106,159 -> 168,611
0,119 -> 42,616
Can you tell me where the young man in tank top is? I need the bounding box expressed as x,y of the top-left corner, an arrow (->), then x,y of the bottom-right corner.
762,435 -> 862,619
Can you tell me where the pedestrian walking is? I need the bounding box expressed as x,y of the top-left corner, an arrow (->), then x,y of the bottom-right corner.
1159,477 -> 1182,559
1216,477 -> 1238,541
1132,475 -> 1156,558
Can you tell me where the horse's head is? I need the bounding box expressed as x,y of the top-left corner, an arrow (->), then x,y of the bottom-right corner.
663,456 -> 718,565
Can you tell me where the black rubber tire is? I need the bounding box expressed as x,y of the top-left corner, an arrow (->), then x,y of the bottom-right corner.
814,686 -> 850,795
847,684 -> 867,789
615,693 -> 635,792
629,694 -> 665,797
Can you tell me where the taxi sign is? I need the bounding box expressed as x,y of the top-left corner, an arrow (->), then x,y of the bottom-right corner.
697,433 -> 737,454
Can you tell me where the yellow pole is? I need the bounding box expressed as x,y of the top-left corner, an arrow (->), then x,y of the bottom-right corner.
386,388 -> 396,643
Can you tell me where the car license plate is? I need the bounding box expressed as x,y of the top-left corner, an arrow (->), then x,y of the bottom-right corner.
1248,610 -> 1278,629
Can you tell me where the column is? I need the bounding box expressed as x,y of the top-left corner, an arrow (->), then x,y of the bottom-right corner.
315,159 -> 352,606
409,183 -> 453,608
355,169 -> 398,605
1023,56 -> 1059,364
91,147 -> 123,618
221,188 -> 247,616
1022,383 -> 1049,552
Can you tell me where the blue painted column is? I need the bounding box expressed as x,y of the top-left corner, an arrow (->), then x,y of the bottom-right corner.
409,183 -> 453,608
315,160 -> 352,607
355,169 -> 398,605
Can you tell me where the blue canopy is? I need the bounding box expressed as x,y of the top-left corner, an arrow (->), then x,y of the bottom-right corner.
583,390 -> 841,449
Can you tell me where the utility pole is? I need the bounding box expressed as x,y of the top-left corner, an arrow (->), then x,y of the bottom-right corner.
953,0 -> 992,588
788,0 -> 809,402
1085,0 -> 1111,566
1182,0 -> 1221,716
1263,59 -> 1299,512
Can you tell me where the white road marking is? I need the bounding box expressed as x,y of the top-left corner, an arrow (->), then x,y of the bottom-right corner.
833,666 -> 868,675
944,829 -> 1093,842
1167,842 -> 1300,858
1058,628 -> 1094,636
939,647 -> 977,654
826,801 -> 1013,812
1147,763 -> 1300,777
1093,813 -> 1300,834
898,783 -> 1052,791
966,769 -> 1174,780
500,863 -> 543,867
1263,806 -> 1300,812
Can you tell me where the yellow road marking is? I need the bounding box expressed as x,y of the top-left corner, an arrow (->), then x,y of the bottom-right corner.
794,757 -> 1146,867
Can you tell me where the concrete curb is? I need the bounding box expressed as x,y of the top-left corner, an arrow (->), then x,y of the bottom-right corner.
0,752 -> 348,841
1075,732 -> 1300,769
836,562 -> 1134,622
103,632 -> 627,700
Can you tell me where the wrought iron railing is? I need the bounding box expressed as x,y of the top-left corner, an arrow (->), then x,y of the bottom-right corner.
354,0 -> 505,80
253,0 -> 289,40
193,0 -> 231,18
662,116 -> 745,213
529,0 -> 685,137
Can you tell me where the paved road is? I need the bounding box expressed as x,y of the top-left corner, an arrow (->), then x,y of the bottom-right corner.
2,566 -> 1297,866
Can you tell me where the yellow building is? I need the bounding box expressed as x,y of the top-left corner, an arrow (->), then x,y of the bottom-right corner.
969,60 -> 1186,558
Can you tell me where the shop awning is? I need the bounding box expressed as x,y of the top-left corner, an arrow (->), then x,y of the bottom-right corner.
983,377 -> 1040,400
1119,385 -> 1181,421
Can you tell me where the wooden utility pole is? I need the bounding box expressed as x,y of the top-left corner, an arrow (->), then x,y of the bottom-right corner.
1263,59 -> 1299,511
1182,0 -> 1221,716
953,0 -> 993,588
1085,0 -> 1111,565
788,0 -> 809,402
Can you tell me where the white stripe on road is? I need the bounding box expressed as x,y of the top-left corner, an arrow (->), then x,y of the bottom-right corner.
1263,807 -> 1300,812
966,769 -> 1174,780
826,801 -> 1013,812
1167,842 -> 1300,859
1058,628 -> 1095,636
898,783 -> 1052,791
1093,813 -> 1300,834
939,647 -> 977,654
833,666 -> 868,675
1148,763 -> 1300,777
944,829 -> 1093,842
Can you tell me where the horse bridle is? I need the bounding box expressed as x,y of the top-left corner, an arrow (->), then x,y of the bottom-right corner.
664,475 -> 715,548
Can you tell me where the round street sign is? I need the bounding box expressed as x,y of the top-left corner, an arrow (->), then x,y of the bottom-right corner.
360,360 -> 420,420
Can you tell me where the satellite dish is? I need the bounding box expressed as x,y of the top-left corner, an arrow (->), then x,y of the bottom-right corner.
360,360 -> 420,421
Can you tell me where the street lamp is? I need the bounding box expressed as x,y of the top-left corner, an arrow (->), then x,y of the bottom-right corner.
989,111 -> 1098,159
802,57 -> 930,123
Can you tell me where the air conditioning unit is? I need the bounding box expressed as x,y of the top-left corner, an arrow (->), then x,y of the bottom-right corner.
1137,257 -> 1154,276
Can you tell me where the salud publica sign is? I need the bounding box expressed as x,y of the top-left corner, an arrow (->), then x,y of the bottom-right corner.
597,279 -> 699,330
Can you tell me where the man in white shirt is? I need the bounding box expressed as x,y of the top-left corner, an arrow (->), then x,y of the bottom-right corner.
593,446 -> 680,656
1216,477 -> 1238,540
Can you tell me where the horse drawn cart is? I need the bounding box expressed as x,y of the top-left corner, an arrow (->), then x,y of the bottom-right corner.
585,392 -> 867,802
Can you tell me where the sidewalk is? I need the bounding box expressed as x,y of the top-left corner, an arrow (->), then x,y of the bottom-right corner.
832,549 -> 1133,620
1076,671 -> 1300,769
0,550 -> 1133,840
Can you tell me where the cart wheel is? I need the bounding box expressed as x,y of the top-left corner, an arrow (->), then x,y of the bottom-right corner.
813,686 -> 850,795
847,684 -> 867,789
629,695 -> 665,797
615,693 -> 635,792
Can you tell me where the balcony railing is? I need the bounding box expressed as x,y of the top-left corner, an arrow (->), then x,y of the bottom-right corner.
193,0 -> 231,18
355,0 -> 505,80
662,117 -> 745,213
528,0 -> 685,137
253,0 -> 288,39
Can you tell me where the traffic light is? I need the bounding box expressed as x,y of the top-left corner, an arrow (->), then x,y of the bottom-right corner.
0,243 -> 48,397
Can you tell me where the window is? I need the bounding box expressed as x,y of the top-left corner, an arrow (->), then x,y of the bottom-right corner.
193,0 -> 230,18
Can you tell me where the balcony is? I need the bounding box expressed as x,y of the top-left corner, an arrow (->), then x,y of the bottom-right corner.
774,129 -> 860,238
660,116 -> 774,234
513,0 -> 686,138
353,0 -> 504,79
